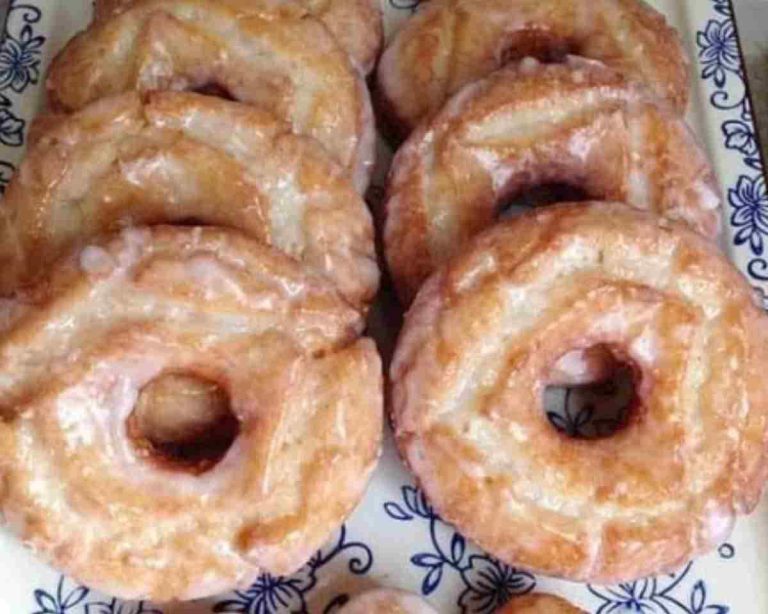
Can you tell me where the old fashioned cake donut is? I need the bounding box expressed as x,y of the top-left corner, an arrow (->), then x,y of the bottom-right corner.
340,589 -> 438,613
378,0 -> 690,134
93,0 -> 383,75
47,0 -> 375,191
385,59 -> 720,302
498,594 -> 586,613
0,92 -> 378,310
0,226 -> 382,601
391,203 -> 768,583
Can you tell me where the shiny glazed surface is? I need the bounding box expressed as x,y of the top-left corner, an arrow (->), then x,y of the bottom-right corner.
92,0 -> 383,74
0,227 -> 383,601
391,203 -> 768,583
0,92 -> 378,310
377,0 -> 690,134
385,59 -> 720,303
46,0 -> 376,191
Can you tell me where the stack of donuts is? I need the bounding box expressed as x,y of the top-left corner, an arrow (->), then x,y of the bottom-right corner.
0,0 -> 767,611
377,0 -> 768,610
0,0 -> 385,603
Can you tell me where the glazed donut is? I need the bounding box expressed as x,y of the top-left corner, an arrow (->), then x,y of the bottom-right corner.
0,225 -> 382,601
378,0 -> 690,134
391,203 -> 768,583
385,59 -> 720,302
92,0 -> 383,74
0,92 -> 378,310
498,594 -> 585,613
47,0 -> 375,191
340,589 -> 438,613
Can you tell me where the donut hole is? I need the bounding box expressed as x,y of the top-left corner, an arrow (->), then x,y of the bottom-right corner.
190,82 -> 236,102
500,32 -> 580,66
497,183 -> 591,220
128,373 -> 240,473
543,345 -> 637,439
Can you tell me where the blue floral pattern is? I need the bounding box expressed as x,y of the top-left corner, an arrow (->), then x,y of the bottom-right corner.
384,485 -> 535,613
697,0 -> 768,306
0,1 -> 44,155
588,566 -> 728,614
31,577 -> 158,614
213,526 -> 373,614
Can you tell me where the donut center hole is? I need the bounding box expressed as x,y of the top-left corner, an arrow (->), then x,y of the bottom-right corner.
127,373 -> 239,473
543,345 -> 637,439
190,82 -> 236,102
500,34 -> 580,65
497,183 -> 591,220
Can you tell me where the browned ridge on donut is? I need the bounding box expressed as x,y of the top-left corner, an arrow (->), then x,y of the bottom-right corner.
385,59 -> 720,303
377,0 -> 690,135
92,0 -> 383,74
498,593 -> 587,613
391,203 -> 768,583
0,226 -> 383,601
0,92 -> 378,311
47,0 -> 376,191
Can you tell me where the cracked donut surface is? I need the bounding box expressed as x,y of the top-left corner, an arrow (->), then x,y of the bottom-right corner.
0,226 -> 382,601
384,59 -> 719,303
93,0 -> 383,74
47,0 -> 375,191
391,203 -> 768,583
378,0 -> 690,134
0,92 -> 378,310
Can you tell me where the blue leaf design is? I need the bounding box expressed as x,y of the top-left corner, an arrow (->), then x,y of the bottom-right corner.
61,585 -> 89,609
421,564 -> 443,596
691,581 -> 706,613
450,533 -> 466,565
383,501 -> 412,521
33,589 -> 58,614
411,553 -> 443,568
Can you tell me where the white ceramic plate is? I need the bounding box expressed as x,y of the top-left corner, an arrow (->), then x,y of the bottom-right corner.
0,1 -> 765,612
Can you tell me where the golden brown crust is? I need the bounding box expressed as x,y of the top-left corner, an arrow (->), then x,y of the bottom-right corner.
498,593 -> 586,613
0,92 -> 378,310
377,0 -> 690,135
390,203 -> 768,583
340,589 -> 438,613
0,226 -> 383,601
93,0 -> 383,74
384,59 -> 720,303
47,0 -> 375,191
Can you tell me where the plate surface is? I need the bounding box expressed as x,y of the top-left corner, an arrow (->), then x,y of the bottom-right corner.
0,1 -> 766,612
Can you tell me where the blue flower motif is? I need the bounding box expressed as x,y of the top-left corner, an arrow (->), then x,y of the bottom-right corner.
214,526 -> 372,614
384,485 -> 436,521
32,578 -> 89,614
458,556 -> 535,614
214,567 -> 315,614
729,175 -> 768,255
697,19 -> 740,87
712,0 -> 733,18
0,24 -> 44,93
722,120 -> 759,164
0,106 -> 24,146
590,565 -> 729,614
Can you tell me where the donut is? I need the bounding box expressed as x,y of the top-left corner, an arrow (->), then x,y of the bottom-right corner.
46,0 -> 375,191
0,92 -> 378,310
385,59 -> 720,302
391,203 -> 768,583
498,594 -> 586,613
92,0 -> 383,74
340,589 -> 438,613
377,0 -> 690,134
0,225 -> 383,601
